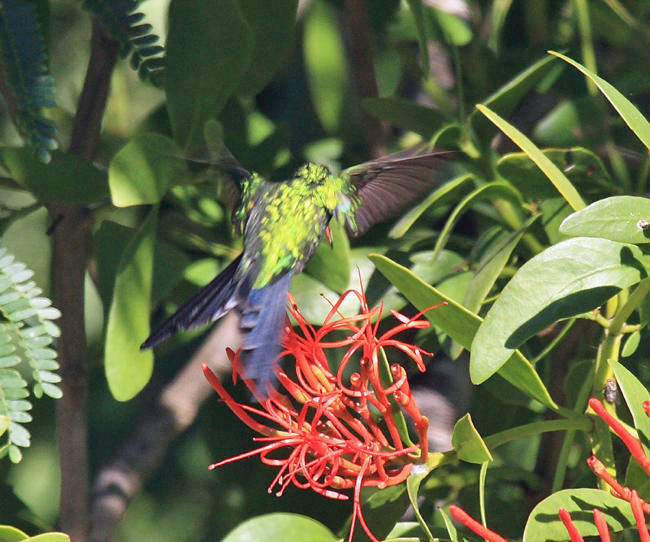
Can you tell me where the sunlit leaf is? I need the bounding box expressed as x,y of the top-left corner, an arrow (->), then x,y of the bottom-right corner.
523,488 -> 634,541
549,51 -> 650,150
109,133 -> 188,207
560,196 -> 650,244
452,414 -> 493,463
471,238 -> 647,383
475,104 -> 586,211
105,208 -> 158,401
223,513 -> 335,542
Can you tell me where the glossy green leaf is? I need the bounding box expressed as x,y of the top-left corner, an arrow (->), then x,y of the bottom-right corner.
165,0 -> 253,147
24,535 -> 69,542
0,526 -> 28,542
362,97 -> 446,138
236,0 -> 298,96
223,513 -> 335,542
621,330 -> 641,357
469,55 -> 559,142
109,133 -> 188,207
522,488 -> 634,541
549,51 -> 650,150
609,359 -> 650,451
370,253 -> 557,409
476,104 -> 586,211
105,208 -> 157,401
405,456 -> 447,542
471,238 -> 647,384
560,196 -> 650,244
305,219 -> 350,293
0,148 -> 108,203
432,9 -> 472,46
431,181 -> 522,262
497,147 -> 615,202
303,0 -> 347,133
389,174 -> 474,238
452,414 -> 493,463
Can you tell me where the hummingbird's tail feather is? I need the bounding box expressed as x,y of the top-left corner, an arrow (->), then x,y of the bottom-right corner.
140,255 -> 242,349
238,272 -> 293,393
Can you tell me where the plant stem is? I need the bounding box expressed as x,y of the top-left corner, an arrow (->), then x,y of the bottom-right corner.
51,21 -> 119,542
484,417 -> 592,451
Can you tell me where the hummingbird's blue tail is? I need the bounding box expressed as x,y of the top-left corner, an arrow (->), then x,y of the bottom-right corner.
237,272 -> 292,393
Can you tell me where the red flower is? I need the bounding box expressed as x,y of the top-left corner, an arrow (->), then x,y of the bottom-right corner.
202,287 -> 441,542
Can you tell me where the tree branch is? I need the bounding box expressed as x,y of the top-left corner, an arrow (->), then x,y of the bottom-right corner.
51,21 -> 119,542
89,313 -> 243,542
342,0 -> 386,158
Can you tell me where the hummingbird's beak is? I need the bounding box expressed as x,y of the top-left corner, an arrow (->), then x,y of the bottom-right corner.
324,224 -> 333,248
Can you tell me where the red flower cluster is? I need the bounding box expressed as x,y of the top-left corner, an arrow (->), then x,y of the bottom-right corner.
202,288 -> 439,542
450,397 -> 650,542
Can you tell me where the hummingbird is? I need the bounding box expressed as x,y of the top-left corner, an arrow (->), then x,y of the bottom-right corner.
141,147 -> 453,393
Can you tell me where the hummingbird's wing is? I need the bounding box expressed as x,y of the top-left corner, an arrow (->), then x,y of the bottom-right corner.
342,148 -> 455,236
140,255 -> 242,349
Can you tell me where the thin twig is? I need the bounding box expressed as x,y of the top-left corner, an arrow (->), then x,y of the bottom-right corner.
51,21 -> 119,542
89,313 -> 243,542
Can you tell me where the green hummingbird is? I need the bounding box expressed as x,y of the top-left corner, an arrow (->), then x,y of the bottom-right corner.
141,147 -> 453,393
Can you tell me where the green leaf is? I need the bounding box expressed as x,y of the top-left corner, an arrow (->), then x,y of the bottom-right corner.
405,455 -> 448,542
362,97 -> 446,138
471,238 -> 647,384
462,216 -> 536,315
223,513 -> 335,542
0,415 -> 9,438
497,148 -> 615,202
405,0 -> 430,73
108,133 -> 188,207
548,51 -> 650,150
305,219 -> 350,294
165,0 -> 254,147
533,99 -> 607,147
303,0 -> 347,133
23,534 -> 69,542
431,181 -> 522,262
560,196 -> 650,244
522,488 -> 634,541
609,359 -> 650,451
105,208 -> 158,401
0,148 -> 108,203
370,253 -> 557,409
236,0 -> 298,96
389,174 -> 474,238
621,330 -> 641,357
0,525 -> 29,542
452,414 -> 493,463
469,55 -> 559,142
475,105 -> 586,211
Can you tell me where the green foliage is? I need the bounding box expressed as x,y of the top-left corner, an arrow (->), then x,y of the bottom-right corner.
82,0 -> 165,85
0,0 -> 57,163
0,247 -> 61,464
1,1 -> 650,541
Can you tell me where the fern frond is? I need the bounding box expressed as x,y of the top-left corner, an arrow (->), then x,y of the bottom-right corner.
0,247 -> 61,463
83,0 -> 165,85
0,0 -> 58,163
